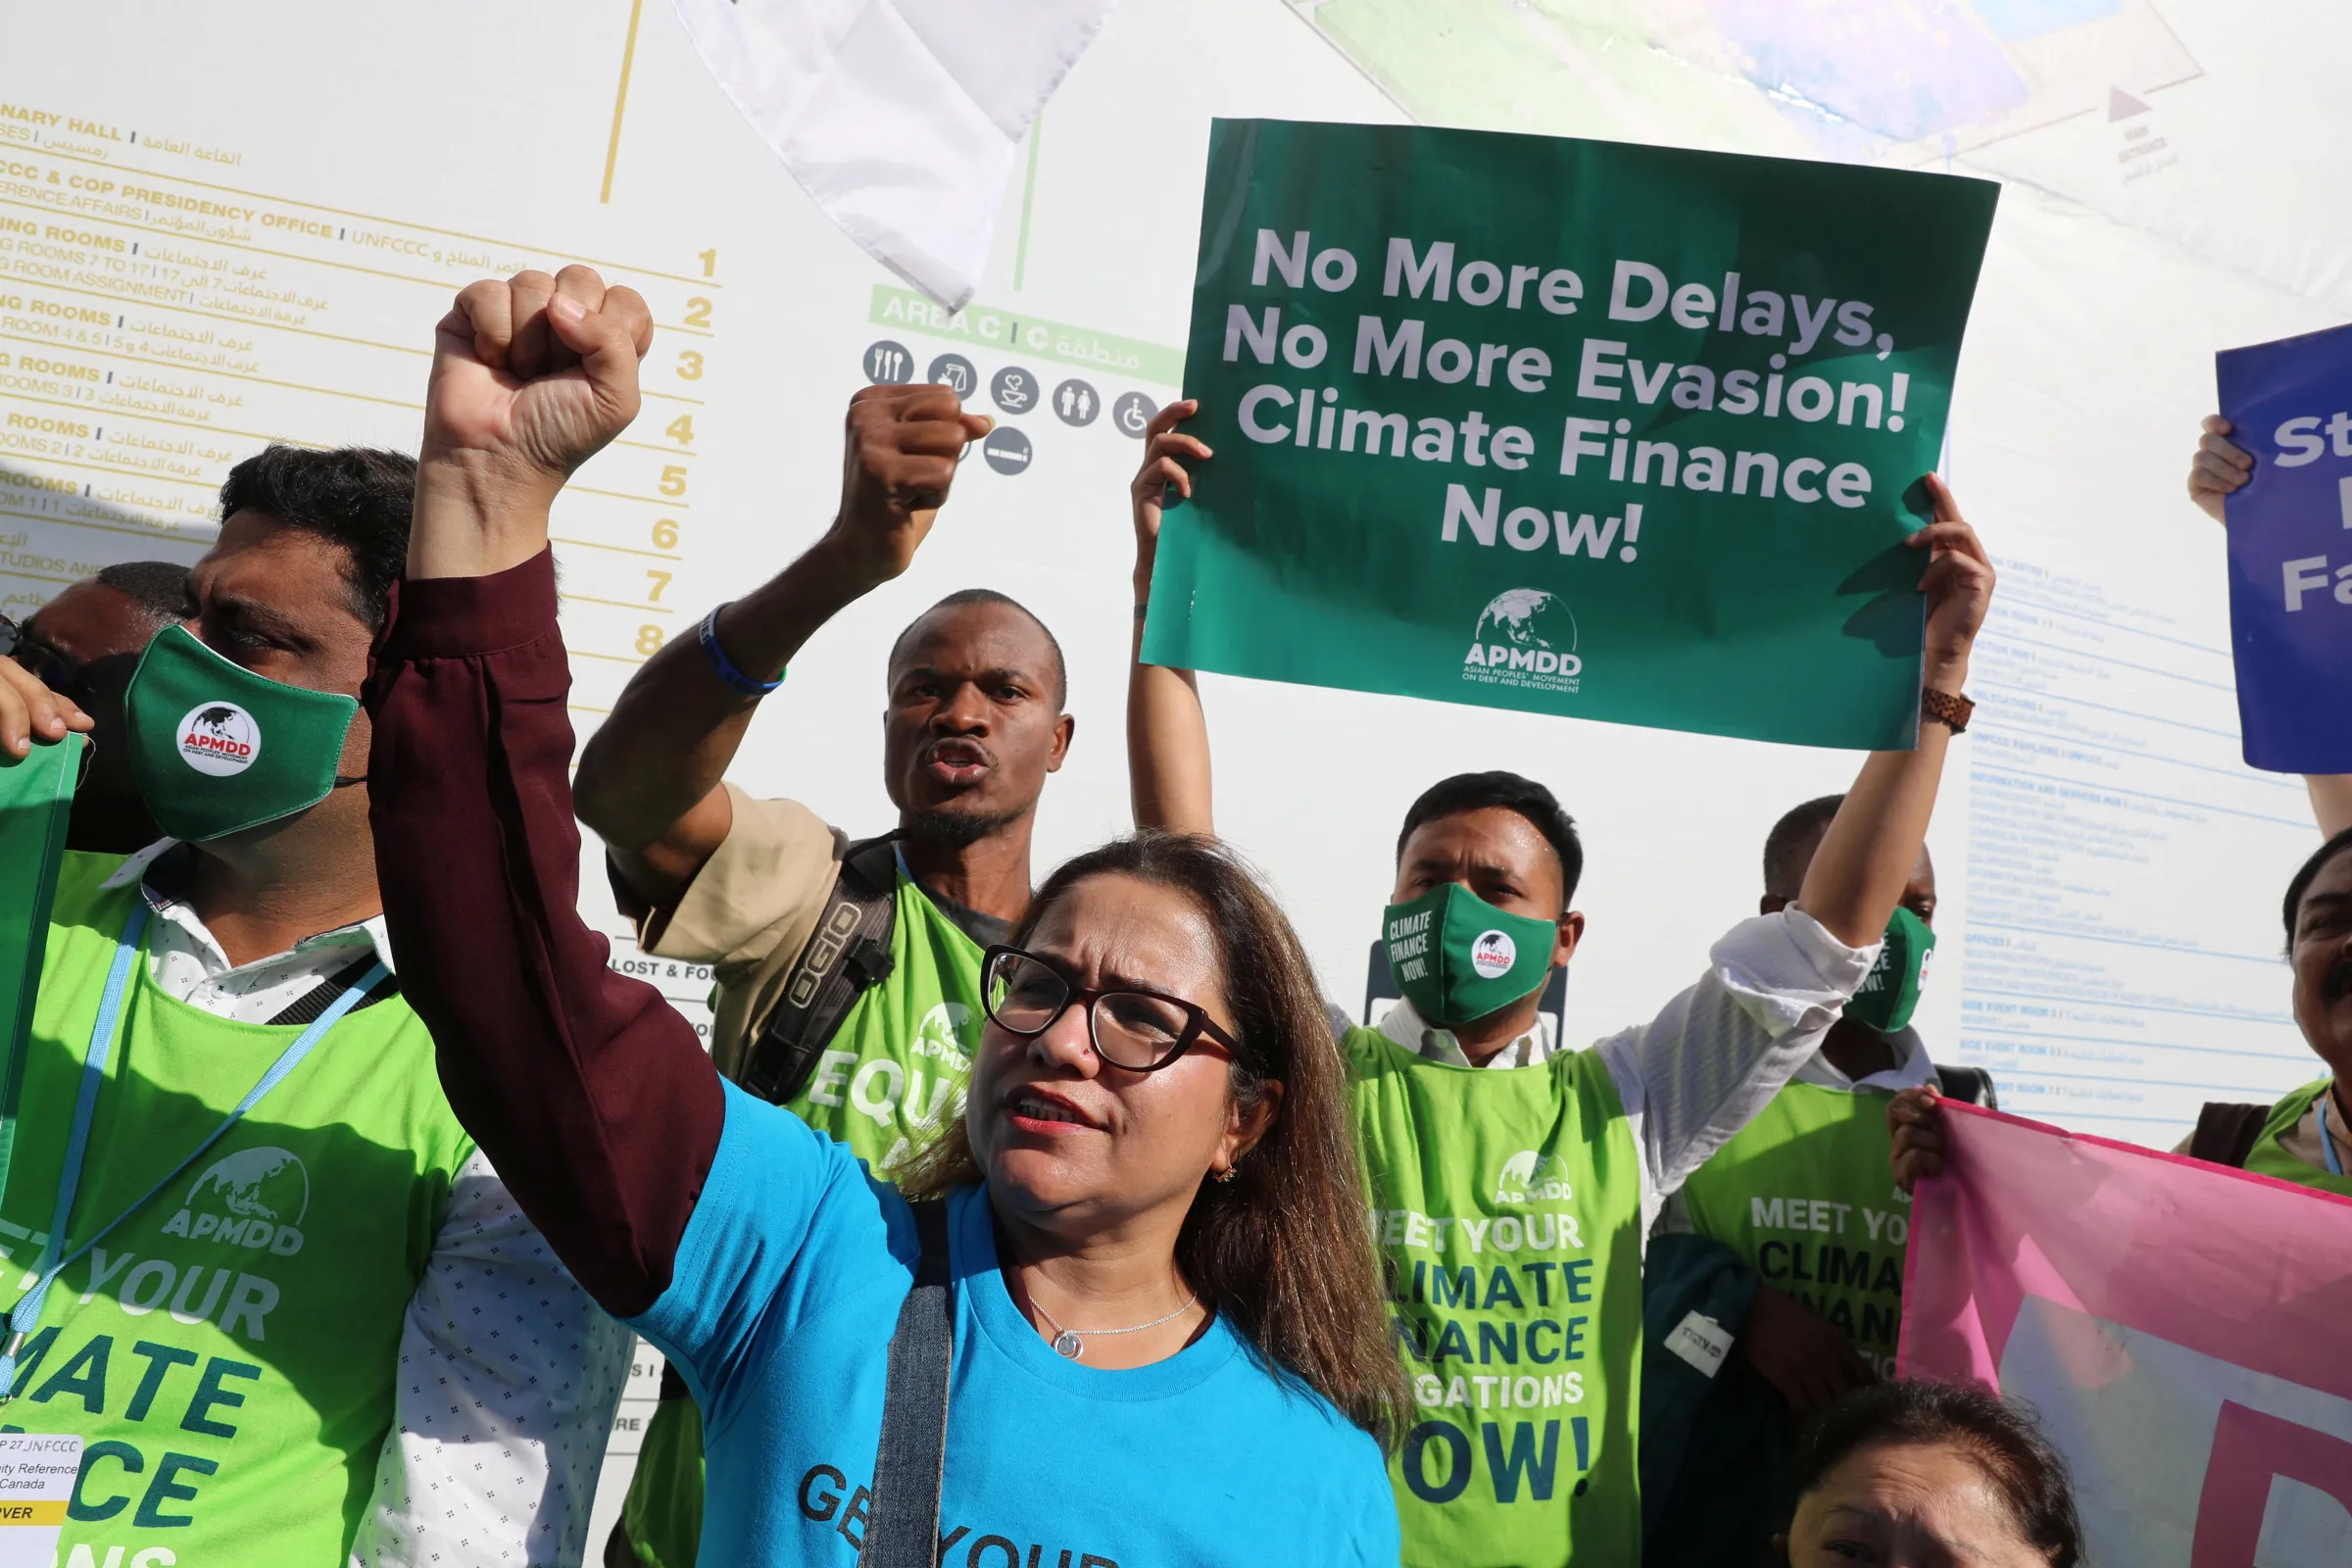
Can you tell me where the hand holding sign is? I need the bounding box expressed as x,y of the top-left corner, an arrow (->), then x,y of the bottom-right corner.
1129,399 -> 1210,589
1908,474 -> 1994,694
2188,413 -> 2255,522
1886,1084 -> 1947,1195
1127,399 -> 1218,837
0,659 -> 89,760
2213,323 -> 2352,772
2181,410 -> 2352,825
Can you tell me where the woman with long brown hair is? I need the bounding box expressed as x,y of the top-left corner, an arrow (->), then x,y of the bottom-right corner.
385,793 -> 1404,1559
901,833 -> 1408,1440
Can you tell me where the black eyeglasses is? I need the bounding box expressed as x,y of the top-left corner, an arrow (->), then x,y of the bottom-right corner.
981,945 -> 1243,1072
0,616 -> 74,692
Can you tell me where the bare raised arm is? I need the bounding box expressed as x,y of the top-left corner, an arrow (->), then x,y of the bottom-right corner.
2183,415 -> 2352,838
571,387 -> 993,906
1127,399 -> 1216,837
1794,475 -> 1991,948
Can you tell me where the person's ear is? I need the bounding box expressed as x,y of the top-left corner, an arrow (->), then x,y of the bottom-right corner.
1221,1079 -> 1285,1169
1769,1532 -> 1790,1563
1553,910 -> 1585,967
1762,893 -> 1791,917
1048,711 -> 1075,772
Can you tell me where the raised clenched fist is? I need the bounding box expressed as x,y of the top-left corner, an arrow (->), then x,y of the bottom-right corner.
421,266 -> 654,501
412,266 -> 655,580
818,385 -> 993,592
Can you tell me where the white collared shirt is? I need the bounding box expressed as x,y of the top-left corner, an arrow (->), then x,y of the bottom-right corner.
100,845 -> 630,1567
1378,999 -> 1563,1069
1788,1025 -> 1936,1095
1357,907 -> 1882,1238
104,840 -> 398,1022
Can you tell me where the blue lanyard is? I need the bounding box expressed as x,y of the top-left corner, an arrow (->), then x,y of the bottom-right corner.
2322,1087 -> 2345,1179
0,901 -> 386,1399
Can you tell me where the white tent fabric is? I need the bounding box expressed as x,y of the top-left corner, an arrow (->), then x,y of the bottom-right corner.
671,0 -> 1117,309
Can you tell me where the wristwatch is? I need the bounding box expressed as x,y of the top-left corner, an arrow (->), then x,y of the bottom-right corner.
1921,688 -> 1974,734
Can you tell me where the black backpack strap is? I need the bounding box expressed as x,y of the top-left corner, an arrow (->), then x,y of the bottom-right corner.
738,835 -> 901,1104
2189,1101 -> 2275,1168
264,951 -> 402,1026
861,1198 -> 954,1568
1931,1064 -> 1998,1110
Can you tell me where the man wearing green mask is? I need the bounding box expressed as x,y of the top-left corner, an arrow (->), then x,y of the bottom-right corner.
1639,795 -> 1961,1566
1674,797 -> 1944,1379
1124,401 -> 1994,1566
0,447 -> 627,1566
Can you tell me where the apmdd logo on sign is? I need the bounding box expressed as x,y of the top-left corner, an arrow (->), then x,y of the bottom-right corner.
1462,588 -> 1582,694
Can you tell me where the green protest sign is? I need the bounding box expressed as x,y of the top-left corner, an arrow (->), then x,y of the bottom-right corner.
1143,120 -> 1998,749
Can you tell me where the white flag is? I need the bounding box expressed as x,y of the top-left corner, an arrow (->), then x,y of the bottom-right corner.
672,0 -> 1116,310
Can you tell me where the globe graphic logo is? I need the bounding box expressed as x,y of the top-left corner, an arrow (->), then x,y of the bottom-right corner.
1475,588 -> 1578,655
175,700 -> 262,777
915,1001 -> 977,1067
186,1147 -> 310,1224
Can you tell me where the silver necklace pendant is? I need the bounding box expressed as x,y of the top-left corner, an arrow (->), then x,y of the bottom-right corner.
1052,1330 -> 1084,1360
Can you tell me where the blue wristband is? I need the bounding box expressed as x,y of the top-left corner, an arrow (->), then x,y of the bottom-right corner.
699,604 -> 783,696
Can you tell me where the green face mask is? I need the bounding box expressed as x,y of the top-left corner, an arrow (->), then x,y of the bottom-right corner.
1382,882 -> 1558,1028
1845,906 -> 1936,1033
123,624 -> 361,842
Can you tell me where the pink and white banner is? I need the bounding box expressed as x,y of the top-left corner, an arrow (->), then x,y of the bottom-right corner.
1900,1102 -> 2352,1565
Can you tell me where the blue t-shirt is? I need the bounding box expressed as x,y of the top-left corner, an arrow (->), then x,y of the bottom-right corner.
635,1081 -> 1400,1567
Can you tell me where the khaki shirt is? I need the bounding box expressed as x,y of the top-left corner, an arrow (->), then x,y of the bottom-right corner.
625,783 -> 850,1081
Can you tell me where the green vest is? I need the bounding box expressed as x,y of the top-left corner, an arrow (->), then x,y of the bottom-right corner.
4,852 -> 472,1566
770,868 -> 987,1176
1677,1079 -> 1912,1371
2244,1077 -> 2352,1198
1346,1024 -> 1643,1568
623,868 -> 991,1568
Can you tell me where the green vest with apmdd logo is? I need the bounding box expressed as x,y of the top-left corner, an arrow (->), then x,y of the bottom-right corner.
3,852 -> 473,1567
1677,1080 -> 1912,1372
774,869 -> 987,1176
1345,1025 -> 1643,1568
2244,1077 -> 2352,1199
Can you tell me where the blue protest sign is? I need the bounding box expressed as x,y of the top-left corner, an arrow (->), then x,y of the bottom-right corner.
2216,321 -> 2352,773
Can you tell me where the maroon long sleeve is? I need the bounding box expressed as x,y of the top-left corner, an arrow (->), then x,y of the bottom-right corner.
363,548 -> 723,1315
